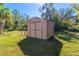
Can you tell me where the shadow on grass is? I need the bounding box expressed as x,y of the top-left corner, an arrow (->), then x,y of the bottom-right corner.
18,37 -> 63,56
57,31 -> 79,42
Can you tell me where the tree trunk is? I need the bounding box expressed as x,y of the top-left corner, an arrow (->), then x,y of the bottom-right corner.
0,22 -> 3,34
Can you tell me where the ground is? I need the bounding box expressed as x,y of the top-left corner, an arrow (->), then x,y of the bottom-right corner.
0,31 -> 26,56
0,31 -> 79,56
56,31 -> 79,56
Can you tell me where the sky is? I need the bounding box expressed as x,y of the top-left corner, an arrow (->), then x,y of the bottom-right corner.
4,3 -> 70,17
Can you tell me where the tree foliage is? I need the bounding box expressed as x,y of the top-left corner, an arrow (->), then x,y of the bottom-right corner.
39,3 -> 55,20
0,4 -> 29,32
39,3 -> 77,31
0,4 -> 14,32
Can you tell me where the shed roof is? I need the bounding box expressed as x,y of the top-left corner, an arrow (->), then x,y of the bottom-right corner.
28,17 -> 53,22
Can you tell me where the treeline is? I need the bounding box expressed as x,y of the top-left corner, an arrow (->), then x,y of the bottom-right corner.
0,3 -> 29,32
4,9 -> 30,31
39,3 -> 79,32
0,3 -> 79,33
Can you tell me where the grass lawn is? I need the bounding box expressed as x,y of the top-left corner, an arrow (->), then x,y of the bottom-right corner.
0,31 -> 62,56
56,31 -> 79,56
0,31 -> 27,56
0,30 -> 79,56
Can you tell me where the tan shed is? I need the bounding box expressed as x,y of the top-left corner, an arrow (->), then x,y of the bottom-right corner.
27,17 -> 54,40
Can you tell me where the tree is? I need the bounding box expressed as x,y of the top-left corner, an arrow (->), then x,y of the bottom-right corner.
0,4 -> 13,33
71,4 -> 79,24
12,9 -> 29,30
12,9 -> 21,30
4,8 -> 14,31
58,8 -> 74,30
59,8 -> 74,21
39,3 -> 55,20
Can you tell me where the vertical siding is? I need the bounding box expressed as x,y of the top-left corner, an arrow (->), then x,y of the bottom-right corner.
27,17 -> 54,40
42,20 -> 47,39
36,22 -> 42,39
27,22 -> 30,37
47,21 -> 54,39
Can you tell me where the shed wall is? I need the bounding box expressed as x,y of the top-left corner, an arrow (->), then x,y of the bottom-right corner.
47,21 -> 54,39
27,18 -> 54,40
27,20 -> 42,39
41,20 -> 47,39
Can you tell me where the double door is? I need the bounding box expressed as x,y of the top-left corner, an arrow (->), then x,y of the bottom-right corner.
30,22 -> 42,39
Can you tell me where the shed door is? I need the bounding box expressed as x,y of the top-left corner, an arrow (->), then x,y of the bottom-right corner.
30,22 -> 42,39
36,22 -> 42,39
30,22 -> 36,37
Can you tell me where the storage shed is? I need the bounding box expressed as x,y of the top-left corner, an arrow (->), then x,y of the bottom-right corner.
27,17 -> 54,40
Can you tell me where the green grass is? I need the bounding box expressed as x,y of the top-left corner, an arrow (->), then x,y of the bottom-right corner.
56,31 -> 79,56
0,31 -> 61,56
0,31 -> 26,56
0,30 -> 79,56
